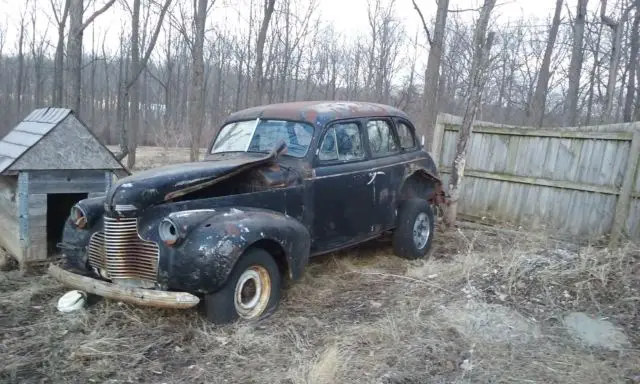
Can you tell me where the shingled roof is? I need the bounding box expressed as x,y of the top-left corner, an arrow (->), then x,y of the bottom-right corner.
0,108 -> 127,175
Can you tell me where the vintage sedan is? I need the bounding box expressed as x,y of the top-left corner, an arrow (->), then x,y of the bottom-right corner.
49,101 -> 445,324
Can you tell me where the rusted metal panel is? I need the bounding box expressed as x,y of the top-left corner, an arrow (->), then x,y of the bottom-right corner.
224,101 -> 410,127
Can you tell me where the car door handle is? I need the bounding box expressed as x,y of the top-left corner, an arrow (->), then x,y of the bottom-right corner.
367,171 -> 385,185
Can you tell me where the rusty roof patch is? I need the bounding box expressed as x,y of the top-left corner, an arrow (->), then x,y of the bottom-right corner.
224,101 -> 410,127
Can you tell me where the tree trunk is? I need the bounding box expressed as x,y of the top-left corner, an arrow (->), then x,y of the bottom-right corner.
128,0 -> 141,169
52,0 -> 70,107
601,0 -> 635,122
253,0 -> 276,106
445,0 -> 496,226
527,0 -> 563,127
624,8 -> 639,122
414,0 -> 448,149
636,49 -> 640,120
586,23 -> 603,125
117,0 -> 172,166
565,0 -> 588,126
103,37 -> 112,142
116,31 -> 129,161
67,0 -> 83,113
16,18 -> 25,123
90,27 -> 97,128
66,0 -> 115,116
189,0 -> 208,161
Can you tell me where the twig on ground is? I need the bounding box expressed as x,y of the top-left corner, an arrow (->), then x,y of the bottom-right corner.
346,270 -> 457,294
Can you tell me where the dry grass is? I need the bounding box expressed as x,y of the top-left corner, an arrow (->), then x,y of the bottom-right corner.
2,227 -> 638,384
1,147 -> 638,383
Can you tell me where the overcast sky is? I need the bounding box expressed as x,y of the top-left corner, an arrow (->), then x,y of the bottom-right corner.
0,0 -> 603,55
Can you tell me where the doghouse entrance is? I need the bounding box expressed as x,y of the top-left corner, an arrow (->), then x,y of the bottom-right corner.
47,193 -> 87,253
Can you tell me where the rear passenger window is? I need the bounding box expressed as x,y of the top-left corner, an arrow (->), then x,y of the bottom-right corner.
318,123 -> 365,162
396,121 -> 416,149
367,120 -> 398,156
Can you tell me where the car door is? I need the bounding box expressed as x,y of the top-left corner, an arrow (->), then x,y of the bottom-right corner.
363,118 -> 405,231
310,120 -> 376,253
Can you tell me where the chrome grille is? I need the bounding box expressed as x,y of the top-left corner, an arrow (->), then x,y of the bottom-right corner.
87,231 -> 105,268
87,217 -> 159,282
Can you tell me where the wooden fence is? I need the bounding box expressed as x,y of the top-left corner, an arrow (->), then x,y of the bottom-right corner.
430,113 -> 640,241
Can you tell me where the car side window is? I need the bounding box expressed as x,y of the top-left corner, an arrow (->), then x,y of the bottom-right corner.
318,122 -> 365,162
396,121 -> 416,149
366,119 -> 398,156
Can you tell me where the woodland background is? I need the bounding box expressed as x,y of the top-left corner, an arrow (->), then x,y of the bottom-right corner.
0,0 -> 638,169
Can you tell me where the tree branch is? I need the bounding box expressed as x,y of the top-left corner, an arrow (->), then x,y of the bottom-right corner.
127,0 -> 173,89
81,0 -> 116,31
411,0 -> 433,45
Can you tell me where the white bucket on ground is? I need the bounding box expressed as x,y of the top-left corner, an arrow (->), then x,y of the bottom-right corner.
56,290 -> 87,313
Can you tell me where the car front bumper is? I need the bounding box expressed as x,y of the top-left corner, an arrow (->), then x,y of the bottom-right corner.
48,264 -> 201,309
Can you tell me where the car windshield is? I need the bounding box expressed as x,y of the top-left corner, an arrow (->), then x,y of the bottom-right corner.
210,119 -> 314,158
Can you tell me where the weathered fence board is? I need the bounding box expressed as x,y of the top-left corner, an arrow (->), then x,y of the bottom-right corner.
435,113 -> 640,241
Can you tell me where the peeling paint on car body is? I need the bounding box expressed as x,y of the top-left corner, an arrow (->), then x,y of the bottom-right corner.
55,101 -> 443,309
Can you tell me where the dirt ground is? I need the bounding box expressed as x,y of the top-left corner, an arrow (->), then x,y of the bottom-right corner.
1,147 -> 639,384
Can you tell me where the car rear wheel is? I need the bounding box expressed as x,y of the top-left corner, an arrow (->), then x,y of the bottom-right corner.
392,198 -> 435,260
204,247 -> 282,324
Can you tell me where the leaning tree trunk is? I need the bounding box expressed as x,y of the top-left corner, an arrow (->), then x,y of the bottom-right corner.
445,0 -> 496,226
414,0 -> 449,151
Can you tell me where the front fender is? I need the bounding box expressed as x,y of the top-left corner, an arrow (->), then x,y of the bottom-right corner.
160,207 -> 310,294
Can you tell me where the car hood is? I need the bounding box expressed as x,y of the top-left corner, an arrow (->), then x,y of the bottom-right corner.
105,151 -> 277,215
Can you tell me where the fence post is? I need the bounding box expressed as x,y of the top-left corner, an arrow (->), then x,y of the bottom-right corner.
430,114 -> 446,167
610,131 -> 640,247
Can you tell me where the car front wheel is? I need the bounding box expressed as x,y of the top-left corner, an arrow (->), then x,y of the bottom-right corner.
392,198 -> 435,260
203,247 -> 282,324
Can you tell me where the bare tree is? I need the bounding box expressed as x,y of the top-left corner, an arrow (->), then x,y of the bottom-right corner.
50,0 -> 70,106
564,0 -> 588,126
66,0 -> 116,115
445,0 -> 496,225
15,4 -> 27,123
30,1 -> 49,109
118,0 -> 173,168
527,0 -> 563,127
187,0 -> 213,161
600,0 -> 636,122
413,0 -> 449,149
254,0 -> 276,105
624,6 -> 639,122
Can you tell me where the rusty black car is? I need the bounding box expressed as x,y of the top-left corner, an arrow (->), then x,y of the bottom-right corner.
49,101 -> 444,324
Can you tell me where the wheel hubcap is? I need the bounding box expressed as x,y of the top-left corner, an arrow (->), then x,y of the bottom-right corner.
413,212 -> 430,249
234,265 -> 272,319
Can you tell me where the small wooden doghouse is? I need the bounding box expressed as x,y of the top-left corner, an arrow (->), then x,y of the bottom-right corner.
0,108 -> 128,270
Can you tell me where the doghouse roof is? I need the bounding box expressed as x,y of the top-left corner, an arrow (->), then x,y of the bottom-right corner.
0,108 -> 128,176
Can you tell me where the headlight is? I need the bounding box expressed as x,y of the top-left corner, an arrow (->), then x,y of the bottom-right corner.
158,218 -> 180,246
70,205 -> 87,228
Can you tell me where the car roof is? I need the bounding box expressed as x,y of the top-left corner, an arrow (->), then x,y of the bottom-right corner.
223,101 -> 411,127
